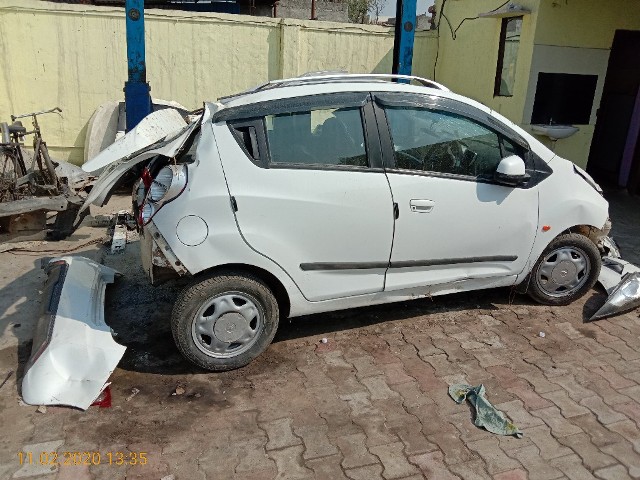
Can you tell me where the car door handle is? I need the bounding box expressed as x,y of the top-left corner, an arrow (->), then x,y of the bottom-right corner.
410,199 -> 435,213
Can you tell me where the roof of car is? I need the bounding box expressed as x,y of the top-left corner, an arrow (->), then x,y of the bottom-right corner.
213,73 -> 491,118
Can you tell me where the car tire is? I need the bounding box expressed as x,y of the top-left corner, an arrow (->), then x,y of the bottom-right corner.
524,233 -> 601,306
171,271 -> 279,371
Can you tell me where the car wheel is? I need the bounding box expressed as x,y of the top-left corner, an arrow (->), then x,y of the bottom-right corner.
525,233 -> 601,306
171,271 -> 279,371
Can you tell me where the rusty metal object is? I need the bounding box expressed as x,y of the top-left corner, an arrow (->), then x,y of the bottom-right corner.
1,108 -> 95,239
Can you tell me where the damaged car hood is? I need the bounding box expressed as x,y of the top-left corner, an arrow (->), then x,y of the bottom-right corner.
83,108 -> 187,174
80,117 -> 200,212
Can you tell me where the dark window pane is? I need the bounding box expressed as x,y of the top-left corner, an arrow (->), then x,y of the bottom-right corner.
495,17 -> 523,97
531,73 -> 598,125
386,107 -> 505,178
265,107 -> 368,167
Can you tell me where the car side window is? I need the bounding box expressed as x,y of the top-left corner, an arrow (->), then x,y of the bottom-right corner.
265,107 -> 368,167
385,106 -> 522,179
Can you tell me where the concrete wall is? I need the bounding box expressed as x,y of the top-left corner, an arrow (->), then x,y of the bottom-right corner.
0,0 -> 437,164
276,0 -> 348,23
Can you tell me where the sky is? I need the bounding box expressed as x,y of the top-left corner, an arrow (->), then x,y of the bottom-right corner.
378,0 -> 435,19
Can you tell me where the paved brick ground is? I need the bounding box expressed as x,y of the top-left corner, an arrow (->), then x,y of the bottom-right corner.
0,193 -> 639,480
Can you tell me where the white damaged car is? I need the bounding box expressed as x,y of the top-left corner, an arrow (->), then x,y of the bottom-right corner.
23,75 -> 640,403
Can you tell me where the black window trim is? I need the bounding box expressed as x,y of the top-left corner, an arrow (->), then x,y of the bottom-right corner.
227,92 -> 385,172
371,91 -> 552,189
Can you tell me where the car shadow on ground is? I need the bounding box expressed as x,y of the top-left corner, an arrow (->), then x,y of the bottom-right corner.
108,268 -> 549,376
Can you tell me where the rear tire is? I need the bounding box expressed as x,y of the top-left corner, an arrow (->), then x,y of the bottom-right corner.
524,233 -> 601,306
171,271 -> 279,371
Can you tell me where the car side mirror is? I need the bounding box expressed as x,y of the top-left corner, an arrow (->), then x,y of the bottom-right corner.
494,155 -> 528,186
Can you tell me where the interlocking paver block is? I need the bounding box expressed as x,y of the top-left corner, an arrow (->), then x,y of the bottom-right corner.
345,463 -> 384,480
408,450 -> 461,480
449,459 -> 492,480
391,424 -> 438,456
549,453 -> 597,480
263,418 -> 303,451
362,376 -> 401,401
351,356 -> 381,378
554,322 -> 584,340
340,391 -> 379,417
507,384 -> 553,411
594,464 -> 633,480
353,415 -> 398,448
268,445 -> 314,480
234,437 -> 275,473
507,444 -> 564,480
305,453 -> 349,480
609,419 -> 640,454
579,396 -> 627,425
12,439 -> 64,478
382,363 -> 415,386
428,431 -> 477,465
336,433 -> 379,469
494,400 -> 544,428
569,413 -> 624,447
465,437 -> 521,475
595,366 -> 636,390
613,402 -> 640,428
550,375 -> 596,401
601,441 -> 640,478
530,406 -> 583,437
524,425 -> 572,460
473,351 -> 507,368
294,424 -> 338,460
557,433 -> 618,471
370,441 -> 419,479
492,469 -> 528,480
390,381 -> 434,409
609,341 -> 640,361
518,373 -> 562,395
540,390 -> 590,418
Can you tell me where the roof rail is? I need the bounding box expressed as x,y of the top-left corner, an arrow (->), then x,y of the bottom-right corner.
219,73 -> 450,102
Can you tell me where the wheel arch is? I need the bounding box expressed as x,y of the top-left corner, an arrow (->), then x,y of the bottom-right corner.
192,263 -> 291,319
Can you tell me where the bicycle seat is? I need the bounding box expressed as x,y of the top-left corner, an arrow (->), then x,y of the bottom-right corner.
8,121 -> 26,135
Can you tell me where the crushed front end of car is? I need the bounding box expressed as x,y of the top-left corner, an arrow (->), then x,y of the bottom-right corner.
21,256 -> 125,410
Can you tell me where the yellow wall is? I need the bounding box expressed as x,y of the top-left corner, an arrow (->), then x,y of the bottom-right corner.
535,0 -> 640,49
433,0 -> 541,123
433,0 -> 640,168
0,0 -> 437,164
530,0 -> 640,167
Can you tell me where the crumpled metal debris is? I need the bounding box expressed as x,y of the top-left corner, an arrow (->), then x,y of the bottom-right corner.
449,384 -> 523,438
590,251 -> 640,322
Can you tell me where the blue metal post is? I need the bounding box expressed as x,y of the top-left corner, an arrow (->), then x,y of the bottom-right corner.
392,0 -> 417,80
124,0 -> 152,131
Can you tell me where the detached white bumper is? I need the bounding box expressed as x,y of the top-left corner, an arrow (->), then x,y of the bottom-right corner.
21,256 -> 125,410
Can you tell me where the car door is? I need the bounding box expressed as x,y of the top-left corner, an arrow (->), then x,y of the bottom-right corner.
213,93 -> 395,301
373,92 -> 539,291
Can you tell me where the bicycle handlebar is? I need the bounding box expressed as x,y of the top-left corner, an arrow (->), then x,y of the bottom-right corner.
11,107 -> 62,122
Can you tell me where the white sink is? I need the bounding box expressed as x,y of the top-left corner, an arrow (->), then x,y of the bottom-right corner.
530,124 -> 579,141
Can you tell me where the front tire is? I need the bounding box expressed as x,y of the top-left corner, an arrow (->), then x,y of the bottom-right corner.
524,233 -> 601,306
171,271 -> 279,371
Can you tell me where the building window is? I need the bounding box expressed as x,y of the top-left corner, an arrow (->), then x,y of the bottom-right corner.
494,16 -> 523,97
531,73 -> 598,125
